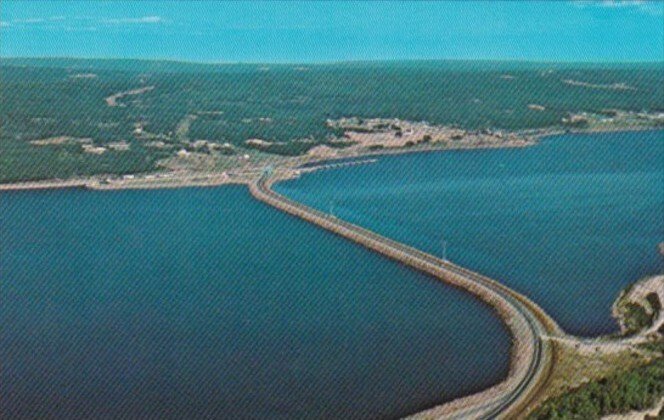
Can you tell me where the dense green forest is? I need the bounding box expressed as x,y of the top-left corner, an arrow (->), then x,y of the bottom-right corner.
529,356 -> 664,419
1,58 -> 663,182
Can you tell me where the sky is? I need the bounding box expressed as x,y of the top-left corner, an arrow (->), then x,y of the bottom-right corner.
0,1 -> 662,63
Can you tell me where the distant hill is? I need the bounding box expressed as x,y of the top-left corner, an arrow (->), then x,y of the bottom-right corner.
2,57 -> 662,73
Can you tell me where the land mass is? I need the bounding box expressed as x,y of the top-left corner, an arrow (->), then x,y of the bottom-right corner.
2,113 -> 662,192
528,275 -> 664,419
1,58 -> 663,184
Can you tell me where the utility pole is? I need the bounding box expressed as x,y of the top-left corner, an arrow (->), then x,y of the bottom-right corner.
442,238 -> 448,261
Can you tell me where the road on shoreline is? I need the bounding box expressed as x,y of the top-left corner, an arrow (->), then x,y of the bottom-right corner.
250,173 -> 560,419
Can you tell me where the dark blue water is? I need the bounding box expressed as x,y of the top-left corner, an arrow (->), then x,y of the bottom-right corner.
1,186 -> 510,419
277,130 -> 664,337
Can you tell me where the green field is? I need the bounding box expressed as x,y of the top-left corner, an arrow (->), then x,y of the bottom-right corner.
1,58 -> 662,182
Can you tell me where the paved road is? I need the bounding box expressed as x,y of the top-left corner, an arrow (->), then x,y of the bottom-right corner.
251,175 -> 555,419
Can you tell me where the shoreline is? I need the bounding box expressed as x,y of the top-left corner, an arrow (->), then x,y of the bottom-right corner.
2,125 -> 660,193
0,142 -> 531,193
0,172 -> 252,192
2,125 -> 660,416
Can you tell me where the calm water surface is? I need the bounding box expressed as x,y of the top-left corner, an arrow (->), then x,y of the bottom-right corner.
278,130 -> 664,336
1,186 -> 510,419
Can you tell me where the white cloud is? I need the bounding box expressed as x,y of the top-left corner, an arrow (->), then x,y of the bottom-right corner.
573,0 -> 663,15
13,17 -> 46,24
10,16 -> 65,24
103,15 -> 165,25
600,0 -> 646,7
64,25 -> 98,32
1,14 -> 168,32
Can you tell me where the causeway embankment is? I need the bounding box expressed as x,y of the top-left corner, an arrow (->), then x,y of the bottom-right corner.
250,174 -> 563,419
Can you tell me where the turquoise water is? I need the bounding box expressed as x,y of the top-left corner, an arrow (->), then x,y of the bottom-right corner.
1,186 -> 510,418
277,130 -> 664,337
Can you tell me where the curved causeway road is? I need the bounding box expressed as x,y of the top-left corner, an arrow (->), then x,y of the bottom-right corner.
250,174 -> 561,419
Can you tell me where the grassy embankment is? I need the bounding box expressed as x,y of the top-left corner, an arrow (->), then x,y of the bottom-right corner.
528,277 -> 663,419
